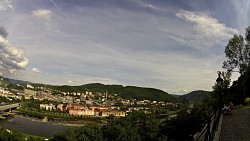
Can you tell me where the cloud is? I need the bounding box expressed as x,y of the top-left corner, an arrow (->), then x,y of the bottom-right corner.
32,67 -> 42,73
134,0 -> 161,10
32,9 -> 52,21
68,80 -> 74,84
175,10 -> 238,49
32,9 -> 52,30
0,27 -> 29,75
0,27 -> 8,38
67,80 -> 81,84
0,0 -> 13,12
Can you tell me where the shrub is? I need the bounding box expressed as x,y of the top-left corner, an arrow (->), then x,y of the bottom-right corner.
244,97 -> 250,105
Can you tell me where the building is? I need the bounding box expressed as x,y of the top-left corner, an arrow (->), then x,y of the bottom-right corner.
57,104 -> 64,112
26,84 -> 34,89
99,110 -> 126,117
90,106 -> 110,111
24,89 -> 36,96
40,104 -> 55,111
67,108 -> 95,116
66,103 -> 86,110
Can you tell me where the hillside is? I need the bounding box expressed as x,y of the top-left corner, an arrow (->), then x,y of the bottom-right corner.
179,90 -> 211,102
52,83 -> 178,102
0,76 -> 32,85
1,77 -> 178,102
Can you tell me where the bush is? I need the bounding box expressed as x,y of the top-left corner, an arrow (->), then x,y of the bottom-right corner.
245,97 -> 250,105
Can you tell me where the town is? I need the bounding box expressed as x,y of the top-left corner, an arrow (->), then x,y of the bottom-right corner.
0,78 -> 179,120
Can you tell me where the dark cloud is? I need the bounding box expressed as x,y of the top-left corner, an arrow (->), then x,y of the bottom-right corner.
0,27 -> 8,38
0,27 -> 28,75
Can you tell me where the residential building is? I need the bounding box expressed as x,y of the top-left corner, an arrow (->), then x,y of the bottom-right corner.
24,89 -> 36,96
57,104 -> 64,112
99,110 -> 126,117
66,103 -> 85,110
40,104 -> 55,111
67,108 -> 95,116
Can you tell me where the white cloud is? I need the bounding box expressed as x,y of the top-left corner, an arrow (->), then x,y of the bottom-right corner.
32,9 -> 52,21
0,0 -> 13,12
32,9 -> 52,30
0,27 -> 28,75
67,80 -> 82,84
135,0 -> 160,10
175,10 -> 238,49
32,67 -> 41,73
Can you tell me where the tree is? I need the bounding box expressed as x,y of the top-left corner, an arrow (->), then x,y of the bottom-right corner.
50,131 -> 69,141
221,71 -> 231,89
245,97 -> 250,105
0,128 -> 23,141
21,95 -> 25,102
75,124 -> 104,141
223,27 -> 250,74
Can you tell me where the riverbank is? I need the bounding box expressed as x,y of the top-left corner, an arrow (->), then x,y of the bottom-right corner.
16,108 -> 105,124
14,114 -> 86,127
0,125 -> 47,141
0,115 -> 80,137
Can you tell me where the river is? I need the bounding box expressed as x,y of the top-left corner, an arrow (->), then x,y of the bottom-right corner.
0,116 -> 80,137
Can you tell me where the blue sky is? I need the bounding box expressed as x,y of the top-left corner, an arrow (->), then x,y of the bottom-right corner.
0,0 -> 247,94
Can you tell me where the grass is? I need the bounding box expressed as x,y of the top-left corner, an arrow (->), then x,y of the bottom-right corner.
233,104 -> 250,109
167,110 -> 178,115
240,105 -> 250,109
22,133 -> 48,140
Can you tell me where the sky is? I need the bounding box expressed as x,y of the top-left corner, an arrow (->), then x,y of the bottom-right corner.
0,0 -> 248,94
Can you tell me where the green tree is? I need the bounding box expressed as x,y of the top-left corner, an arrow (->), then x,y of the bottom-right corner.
0,128 -> 23,141
21,95 -> 25,102
50,131 -> 69,141
245,97 -> 250,105
75,124 -> 104,141
30,96 -> 35,103
223,27 -> 250,74
221,71 -> 232,89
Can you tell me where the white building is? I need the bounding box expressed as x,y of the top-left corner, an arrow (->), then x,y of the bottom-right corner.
40,104 -> 56,111
26,84 -> 34,89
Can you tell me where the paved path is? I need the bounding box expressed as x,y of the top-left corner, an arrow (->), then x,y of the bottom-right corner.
219,107 -> 250,141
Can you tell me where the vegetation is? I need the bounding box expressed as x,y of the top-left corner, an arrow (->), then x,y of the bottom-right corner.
245,97 -> 250,105
0,96 -> 12,103
16,99 -> 85,121
179,90 -> 211,102
223,27 -> 250,74
16,105 -> 103,122
0,126 -> 46,141
223,66 -> 250,105
51,84 -> 178,102
48,94 -> 217,141
2,76 -> 178,102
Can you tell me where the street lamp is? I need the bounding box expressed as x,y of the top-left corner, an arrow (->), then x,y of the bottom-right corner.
216,71 -> 223,116
216,71 -> 223,88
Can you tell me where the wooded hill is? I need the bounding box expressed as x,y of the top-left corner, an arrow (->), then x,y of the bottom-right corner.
0,77 -> 178,102
179,90 -> 211,102
51,83 -> 178,102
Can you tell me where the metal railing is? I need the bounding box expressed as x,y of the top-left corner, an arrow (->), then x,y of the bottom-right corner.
191,110 -> 221,141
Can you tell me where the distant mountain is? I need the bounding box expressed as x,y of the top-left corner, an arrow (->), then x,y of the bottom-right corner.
52,83 -> 178,102
0,76 -> 32,85
0,77 -> 178,102
179,90 -> 212,102
170,94 -> 182,98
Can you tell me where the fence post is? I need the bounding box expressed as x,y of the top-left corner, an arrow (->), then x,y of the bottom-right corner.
187,134 -> 194,141
205,118 -> 211,141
